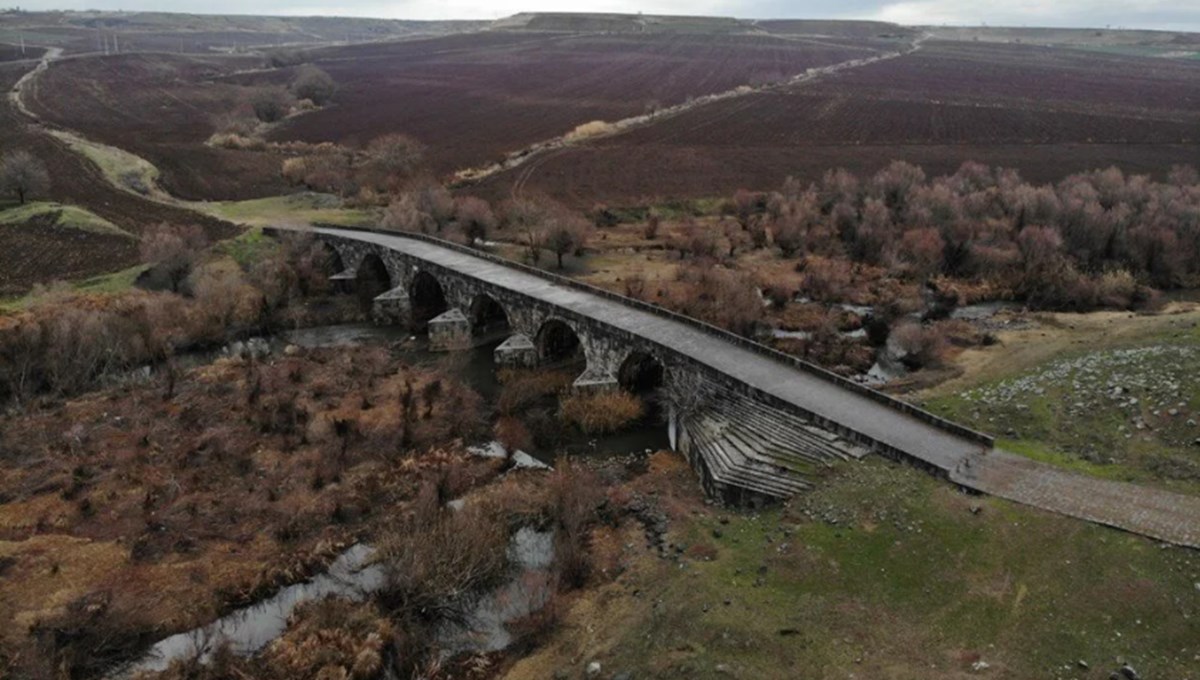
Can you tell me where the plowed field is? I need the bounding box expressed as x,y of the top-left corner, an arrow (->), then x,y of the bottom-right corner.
472,40 -> 1200,206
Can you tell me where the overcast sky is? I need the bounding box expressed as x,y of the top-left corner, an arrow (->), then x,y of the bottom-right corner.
10,0 -> 1200,32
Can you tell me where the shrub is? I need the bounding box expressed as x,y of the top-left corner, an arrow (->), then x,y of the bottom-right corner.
889,320 -> 947,370
359,133 -> 425,193
494,415 -> 532,452
377,504 -> 510,624
496,368 -> 573,415
545,460 -> 604,588
559,390 -> 644,434
565,120 -> 616,142
290,65 -> 336,105
208,132 -> 266,150
455,196 -> 496,245
250,88 -> 292,123
139,223 -> 209,293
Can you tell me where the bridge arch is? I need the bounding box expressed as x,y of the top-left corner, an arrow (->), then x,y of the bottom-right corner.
469,293 -> 510,337
536,318 -> 583,364
409,270 -> 448,329
354,253 -> 392,308
618,350 -> 666,394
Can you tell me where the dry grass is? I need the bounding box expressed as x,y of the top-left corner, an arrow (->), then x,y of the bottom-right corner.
0,346 -> 498,676
559,391 -> 645,434
495,368 -> 575,415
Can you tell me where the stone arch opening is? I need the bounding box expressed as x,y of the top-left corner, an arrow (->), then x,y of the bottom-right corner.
469,294 -> 510,337
409,271 -> 448,330
354,253 -> 391,310
618,351 -> 665,395
536,319 -> 583,365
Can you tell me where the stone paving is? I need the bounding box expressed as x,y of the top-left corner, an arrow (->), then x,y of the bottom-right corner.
316,226 -> 1200,548
953,450 -> 1200,548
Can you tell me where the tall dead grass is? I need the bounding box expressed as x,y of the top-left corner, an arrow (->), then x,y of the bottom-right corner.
560,390 -> 645,434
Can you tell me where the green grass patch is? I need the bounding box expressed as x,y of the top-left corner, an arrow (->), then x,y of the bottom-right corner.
45,130 -> 165,200
202,193 -> 378,228
0,263 -> 149,312
589,459 -> 1200,678
0,201 -> 132,237
927,337 -> 1200,494
214,227 -> 281,268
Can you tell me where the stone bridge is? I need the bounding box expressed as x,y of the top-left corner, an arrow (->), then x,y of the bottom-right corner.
268,226 -> 1200,548
282,224 -> 994,507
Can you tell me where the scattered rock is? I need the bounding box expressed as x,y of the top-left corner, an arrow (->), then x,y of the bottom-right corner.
585,660 -> 601,678
971,660 -> 990,672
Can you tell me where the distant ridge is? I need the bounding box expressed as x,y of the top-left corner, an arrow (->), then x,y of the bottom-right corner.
490,12 -> 753,35
489,13 -> 915,38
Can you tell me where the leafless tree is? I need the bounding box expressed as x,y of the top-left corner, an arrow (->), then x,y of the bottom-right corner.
139,223 -> 209,293
361,133 -> 425,193
0,150 -> 49,205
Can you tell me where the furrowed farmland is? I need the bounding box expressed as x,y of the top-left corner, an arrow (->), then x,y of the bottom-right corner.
22,30 -> 883,200
473,39 -> 1200,205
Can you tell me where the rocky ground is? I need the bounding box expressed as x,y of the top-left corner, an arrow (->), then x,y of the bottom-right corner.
934,339 -> 1200,492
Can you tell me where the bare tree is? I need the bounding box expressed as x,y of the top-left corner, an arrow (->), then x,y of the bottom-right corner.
454,196 -> 496,245
361,133 -> 425,193
545,210 -> 591,269
0,150 -> 50,205
139,223 -> 209,293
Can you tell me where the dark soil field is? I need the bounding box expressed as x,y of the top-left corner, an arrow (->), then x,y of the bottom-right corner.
24,31 -> 880,199
0,11 -> 480,56
0,216 -> 138,297
472,40 -> 1200,206
24,53 -> 289,200
0,61 -> 236,293
0,43 -> 44,62
266,32 -> 881,179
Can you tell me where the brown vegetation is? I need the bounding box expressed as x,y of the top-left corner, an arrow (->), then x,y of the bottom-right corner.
0,232 -> 345,406
559,391 -> 645,434
0,344 -> 494,678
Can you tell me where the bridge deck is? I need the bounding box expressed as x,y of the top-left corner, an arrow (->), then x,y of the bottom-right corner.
316,226 -> 984,473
